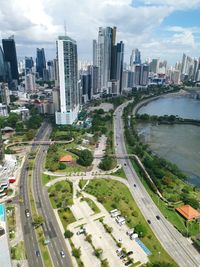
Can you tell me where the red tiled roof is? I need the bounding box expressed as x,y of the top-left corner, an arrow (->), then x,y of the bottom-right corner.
59,155 -> 73,162
176,205 -> 200,220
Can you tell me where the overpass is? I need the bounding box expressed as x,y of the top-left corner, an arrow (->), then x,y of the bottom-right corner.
5,139 -> 74,148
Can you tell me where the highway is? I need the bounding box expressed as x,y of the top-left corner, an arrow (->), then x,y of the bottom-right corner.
20,122 -> 48,267
114,101 -> 200,267
20,122 -> 73,267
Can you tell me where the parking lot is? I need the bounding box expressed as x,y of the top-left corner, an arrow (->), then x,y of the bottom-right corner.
68,192 -> 149,267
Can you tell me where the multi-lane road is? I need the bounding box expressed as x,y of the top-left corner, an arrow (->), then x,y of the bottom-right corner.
20,122 -> 73,267
114,101 -> 200,267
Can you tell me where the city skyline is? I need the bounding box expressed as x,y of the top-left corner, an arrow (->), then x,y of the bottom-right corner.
1,0 -> 200,64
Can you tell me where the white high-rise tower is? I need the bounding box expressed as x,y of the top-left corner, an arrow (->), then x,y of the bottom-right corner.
55,36 -> 79,125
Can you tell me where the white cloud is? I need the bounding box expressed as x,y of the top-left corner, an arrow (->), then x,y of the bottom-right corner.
0,0 -> 199,64
140,0 -> 200,9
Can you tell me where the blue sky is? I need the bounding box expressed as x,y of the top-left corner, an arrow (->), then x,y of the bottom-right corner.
0,0 -> 200,65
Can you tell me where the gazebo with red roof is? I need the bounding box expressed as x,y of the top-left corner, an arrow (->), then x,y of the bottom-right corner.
176,205 -> 200,221
59,155 -> 73,163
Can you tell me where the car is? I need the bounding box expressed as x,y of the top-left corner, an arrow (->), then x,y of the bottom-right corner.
127,251 -> 133,256
124,163 -> 127,166
147,219 -> 151,224
133,184 -> 136,187
60,250 -> 65,258
77,228 -> 86,235
122,258 -> 128,263
125,260 -> 132,266
25,209 -> 30,218
35,250 -> 40,257
126,229 -> 134,236
156,215 -> 160,220
116,248 -> 122,254
120,254 -> 126,259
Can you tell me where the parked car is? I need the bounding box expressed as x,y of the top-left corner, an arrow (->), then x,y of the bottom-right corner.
125,260 -> 132,266
127,251 -> 133,256
77,228 -> 86,235
156,215 -> 160,220
126,229 -> 134,236
147,219 -> 151,224
120,253 -> 126,259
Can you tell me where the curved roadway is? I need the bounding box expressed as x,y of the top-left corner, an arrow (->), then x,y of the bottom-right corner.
114,101 -> 200,267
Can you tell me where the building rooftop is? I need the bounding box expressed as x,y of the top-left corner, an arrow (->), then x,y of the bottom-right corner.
176,205 -> 200,221
59,155 -> 73,162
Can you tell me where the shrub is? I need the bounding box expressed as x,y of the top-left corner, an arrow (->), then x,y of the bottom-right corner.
72,248 -> 81,258
64,230 -> 73,239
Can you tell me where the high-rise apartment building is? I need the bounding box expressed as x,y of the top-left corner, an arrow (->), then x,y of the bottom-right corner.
2,36 -> 19,82
55,36 -> 79,125
25,57 -> 34,73
97,27 -> 113,91
94,26 -> 123,95
130,48 -> 141,69
93,40 -> 98,66
0,83 -> 10,105
149,59 -> 159,73
47,60 -> 54,81
140,64 -> 149,86
36,48 -> 46,79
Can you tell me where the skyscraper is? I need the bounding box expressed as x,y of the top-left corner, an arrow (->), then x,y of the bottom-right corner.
0,46 -> 6,82
140,64 -> 149,86
55,36 -> 79,125
93,40 -> 98,66
25,57 -> 34,73
97,26 -> 114,91
36,48 -> 46,79
2,36 -> 19,81
130,48 -> 141,69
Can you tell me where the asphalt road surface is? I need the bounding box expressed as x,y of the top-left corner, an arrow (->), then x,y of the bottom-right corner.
20,122 -> 73,267
114,101 -> 200,267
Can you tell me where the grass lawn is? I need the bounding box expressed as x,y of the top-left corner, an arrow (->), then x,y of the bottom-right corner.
6,206 -> 16,239
111,167 -> 127,179
81,197 -> 100,214
58,208 -> 76,230
11,241 -> 26,260
131,159 -> 200,237
42,174 -> 58,185
79,179 -> 88,189
83,178 -> 177,266
36,227 -> 53,267
48,180 -> 73,209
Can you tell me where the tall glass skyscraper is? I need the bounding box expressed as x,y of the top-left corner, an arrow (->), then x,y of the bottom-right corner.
55,36 -> 79,125
2,36 -> 19,81
36,48 -> 46,79
0,46 -> 6,82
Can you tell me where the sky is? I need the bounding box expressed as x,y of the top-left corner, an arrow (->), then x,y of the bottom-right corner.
1,0 -> 200,65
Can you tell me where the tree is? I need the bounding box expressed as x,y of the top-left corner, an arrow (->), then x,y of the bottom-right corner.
185,197 -> 199,209
33,215 -> 44,228
64,230 -> 73,239
94,248 -> 103,258
7,112 -> 20,128
77,149 -> 93,166
59,163 -> 66,170
99,156 -> 113,171
134,224 -> 147,237
72,247 -> 81,258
